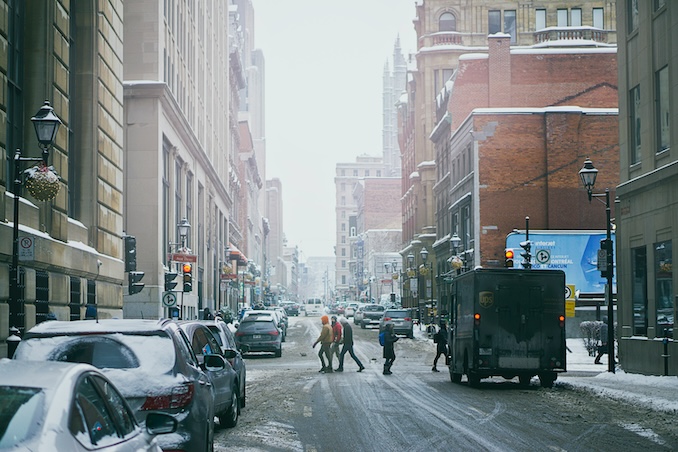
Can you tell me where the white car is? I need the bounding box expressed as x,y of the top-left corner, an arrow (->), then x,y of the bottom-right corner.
345,302 -> 360,318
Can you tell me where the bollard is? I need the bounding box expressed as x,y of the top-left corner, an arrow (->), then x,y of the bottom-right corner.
6,326 -> 21,358
662,337 -> 670,376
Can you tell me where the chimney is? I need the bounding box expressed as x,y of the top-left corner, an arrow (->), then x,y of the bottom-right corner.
488,33 -> 512,107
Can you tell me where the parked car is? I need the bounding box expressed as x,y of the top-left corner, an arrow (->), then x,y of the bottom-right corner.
379,308 -> 415,338
13,319 -> 218,451
273,307 -> 289,331
189,318 -> 247,408
178,322 -> 241,427
0,358 -> 177,451
242,309 -> 287,341
336,303 -> 346,316
235,315 -> 283,357
360,304 -> 386,329
281,301 -> 300,316
353,304 -> 366,325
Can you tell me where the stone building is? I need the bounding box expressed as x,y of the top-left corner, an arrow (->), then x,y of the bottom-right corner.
0,2 -> 126,357
615,0 -> 677,375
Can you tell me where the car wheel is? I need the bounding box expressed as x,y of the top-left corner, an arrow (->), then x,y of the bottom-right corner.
219,389 -> 239,428
360,322 -> 366,329
275,348 -> 282,358
407,330 -> 414,339
206,412 -> 215,452
241,382 -> 246,408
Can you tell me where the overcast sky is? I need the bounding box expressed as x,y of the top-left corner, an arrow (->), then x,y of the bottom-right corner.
252,0 -> 417,260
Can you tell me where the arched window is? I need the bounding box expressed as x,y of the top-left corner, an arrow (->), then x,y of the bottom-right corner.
439,12 -> 456,31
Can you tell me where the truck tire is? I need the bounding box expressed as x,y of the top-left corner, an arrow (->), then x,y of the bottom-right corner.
407,329 -> 414,339
361,322 -> 366,329
518,374 -> 532,386
450,371 -> 462,383
468,371 -> 481,388
538,372 -> 556,388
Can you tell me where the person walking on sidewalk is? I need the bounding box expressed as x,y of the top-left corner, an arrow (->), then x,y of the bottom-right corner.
594,316 -> 609,365
383,323 -> 399,375
312,315 -> 334,373
337,318 -> 365,372
432,320 -> 449,372
331,315 -> 343,365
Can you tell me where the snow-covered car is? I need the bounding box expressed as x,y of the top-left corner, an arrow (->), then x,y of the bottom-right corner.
13,319 -> 219,451
0,358 -> 177,451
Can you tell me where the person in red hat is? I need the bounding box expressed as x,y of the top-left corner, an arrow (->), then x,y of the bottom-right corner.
313,315 -> 334,373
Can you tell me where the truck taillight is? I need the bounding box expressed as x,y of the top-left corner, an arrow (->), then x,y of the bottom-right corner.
474,313 -> 481,325
559,315 -> 565,328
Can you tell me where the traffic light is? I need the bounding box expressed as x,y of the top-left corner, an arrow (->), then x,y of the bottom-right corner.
505,249 -> 515,267
520,240 -> 532,269
182,263 -> 193,292
598,239 -> 614,278
128,271 -> 145,295
124,236 -> 137,272
165,271 -> 178,292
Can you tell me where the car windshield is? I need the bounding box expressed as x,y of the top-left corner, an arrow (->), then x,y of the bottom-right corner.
386,311 -> 409,318
0,386 -> 44,447
365,305 -> 384,312
14,332 -> 176,374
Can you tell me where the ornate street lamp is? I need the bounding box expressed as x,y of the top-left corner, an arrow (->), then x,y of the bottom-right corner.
9,102 -> 62,337
579,157 -> 615,373
177,218 -> 191,248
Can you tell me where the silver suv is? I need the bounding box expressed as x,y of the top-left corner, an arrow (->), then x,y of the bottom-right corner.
379,309 -> 415,338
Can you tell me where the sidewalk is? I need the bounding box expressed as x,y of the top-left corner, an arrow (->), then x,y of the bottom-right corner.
560,338 -> 678,414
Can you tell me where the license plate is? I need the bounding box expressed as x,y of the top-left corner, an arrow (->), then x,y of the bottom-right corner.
252,334 -> 261,339
395,321 -> 403,326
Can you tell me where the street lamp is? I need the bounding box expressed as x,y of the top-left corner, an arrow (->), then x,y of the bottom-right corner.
177,218 -> 191,248
384,261 -> 399,303
420,247 -> 434,325
9,101 -> 62,334
579,157 -> 615,373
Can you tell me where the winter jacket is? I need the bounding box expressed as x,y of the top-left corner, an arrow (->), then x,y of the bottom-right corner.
332,321 -> 343,343
383,329 -> 398,359
317,323 -> 334,345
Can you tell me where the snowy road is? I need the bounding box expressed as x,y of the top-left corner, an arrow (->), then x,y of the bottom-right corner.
215,315 -> 678,451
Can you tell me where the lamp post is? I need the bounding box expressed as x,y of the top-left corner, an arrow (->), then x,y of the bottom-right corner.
9,101 -> 62,333
407,252 -> 417,322
579,157 -> 615,373
384,261 -> 398,300
420,247 -> 434,325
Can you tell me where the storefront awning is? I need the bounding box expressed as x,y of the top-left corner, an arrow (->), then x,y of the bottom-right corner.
229,243 -> 248,265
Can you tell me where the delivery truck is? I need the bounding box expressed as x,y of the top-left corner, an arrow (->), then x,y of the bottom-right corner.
448,268 -> 566,388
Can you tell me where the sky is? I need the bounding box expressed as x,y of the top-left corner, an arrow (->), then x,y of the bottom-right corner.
251,0 -> 418,260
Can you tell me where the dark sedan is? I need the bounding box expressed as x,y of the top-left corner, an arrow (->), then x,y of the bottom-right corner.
234,314 -> 283,357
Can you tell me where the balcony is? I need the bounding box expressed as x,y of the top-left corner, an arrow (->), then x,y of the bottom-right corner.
420,31 -> 464,49
533,27 -> 610,46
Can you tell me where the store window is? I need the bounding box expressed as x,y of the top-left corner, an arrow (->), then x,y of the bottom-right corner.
654,241 -> 673,338
655,66 -> 670,153
632,247 -> 648,336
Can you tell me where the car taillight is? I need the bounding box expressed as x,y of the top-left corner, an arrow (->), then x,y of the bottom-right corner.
384,317 -> 392,321
268,330 -> 279,336
404,317 -> 411,321
141,383 -> 194,410
235,331 -> 245,337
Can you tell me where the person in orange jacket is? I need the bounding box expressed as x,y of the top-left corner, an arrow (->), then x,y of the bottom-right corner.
312,315 -> 334,373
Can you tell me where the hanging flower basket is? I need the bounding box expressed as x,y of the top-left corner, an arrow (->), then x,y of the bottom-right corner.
24,163 -> 60,201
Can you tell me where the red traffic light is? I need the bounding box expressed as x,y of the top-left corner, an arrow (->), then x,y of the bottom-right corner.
505,249 -> 514,259
182,263 -> 192,274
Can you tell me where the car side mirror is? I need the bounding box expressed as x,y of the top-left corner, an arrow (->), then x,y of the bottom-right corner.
223,349 -> 237,360
203,354 -> 226,371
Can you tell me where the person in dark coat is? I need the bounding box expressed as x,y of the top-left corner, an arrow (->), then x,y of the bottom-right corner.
382,323 -> 399,375
432,320 -> 449,372
337,318 -> 365,372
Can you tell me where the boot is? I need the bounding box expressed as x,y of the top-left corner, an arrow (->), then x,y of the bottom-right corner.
357,365 -> 365,372
335,367 -> 343,372
432,366 -> 439,372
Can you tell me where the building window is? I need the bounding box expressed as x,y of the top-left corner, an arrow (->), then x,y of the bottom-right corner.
341,196 -> 346,206
654,241 -> 673,338
654,0 -> 666,11
341,183 -> 346,191
439,12 -> 456,32
342,275 -> 346,285
341,260 -> 346,268
341,236 -> 346,244
628,0 -> 639,33
341,169 -> 346,176
350,226 -> 356,237
535,9 -> 546,30
340,247 -> 345,257
353,169 -> 358,176
504,10 -> 516,43
341,223 -> 346,232
488,10 -> 501,34
593,8 -> 604,28
632,247 -> 648,336
557,9 -> 568,27
341,211 -> 346,219
377,170 -> 381,177
570,8 -> 582,26
656,66 -> 670,153
365,170 -> 370,177
630,85 -> 642,164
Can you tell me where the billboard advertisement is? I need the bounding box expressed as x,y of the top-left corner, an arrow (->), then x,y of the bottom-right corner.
505,230 -> 616,295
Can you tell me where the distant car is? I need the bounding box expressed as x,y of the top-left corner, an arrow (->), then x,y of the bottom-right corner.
178,322 -> 241,428
345,302 -> 360,318
281,301 -> 300,316
353,304 -> 367,325
304,298 -> 326,316
336,303 -> 346,316
0,358 -> 177,451
360,304 -> 386,329
189,318 -> 247,408
379,308 -> 415,338
235,315 -> 283,357
13,319 -> 217,451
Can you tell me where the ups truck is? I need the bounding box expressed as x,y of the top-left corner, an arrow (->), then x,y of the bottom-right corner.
448,268 -> 566,388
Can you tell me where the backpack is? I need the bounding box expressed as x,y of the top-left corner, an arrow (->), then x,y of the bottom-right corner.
433,330 -> 440,343
379,331 -> 386,346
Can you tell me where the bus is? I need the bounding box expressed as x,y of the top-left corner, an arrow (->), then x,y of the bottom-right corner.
304,298 -> 325,316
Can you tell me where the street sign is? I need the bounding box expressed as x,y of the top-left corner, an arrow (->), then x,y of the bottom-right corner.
19,236 -> 34,261
162,292 -> 177,307
168,253 -> 197,263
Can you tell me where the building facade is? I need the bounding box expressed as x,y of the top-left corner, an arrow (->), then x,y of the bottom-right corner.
1,1 -> 126,358
615,0 -> 677,375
